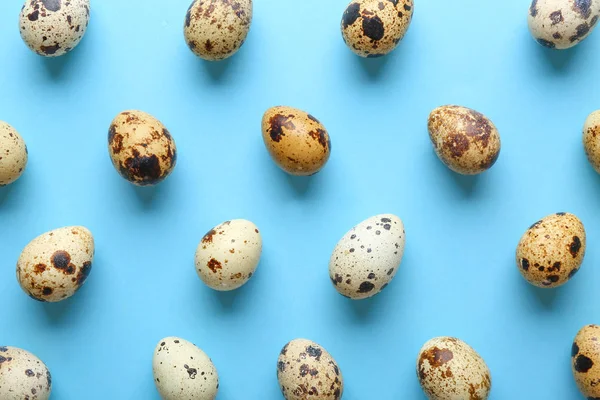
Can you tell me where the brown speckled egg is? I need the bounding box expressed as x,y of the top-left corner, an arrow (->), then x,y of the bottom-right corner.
277,339 -> 343,400
108,110 -> 177,186
19,0 -> 90,57
572,324 -> 600,398
262,106 -> 331,176
341,0 -> 414,58
195,219 -> 262,291
428,105 -> 501,175
184,0 -> 252,61
417,337 -> 492,400
583,110 -> 600,173
0,346 -> 51,400
528,0 -> 600,50
16,226 -> 94,302
0,122 -> 28,186
516,212 -> 585,288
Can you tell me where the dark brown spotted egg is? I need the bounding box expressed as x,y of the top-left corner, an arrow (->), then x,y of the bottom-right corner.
0,122 -> 28,186
428,105 -> 501,175
516,212 -> 585,288
528,0 -> 600,49
277,338 -> 343,400
417,337 -> 492,400
262,106 -> 331,176
19,0 -> 90,57
572,325 -> 600,398
0,346 -> 52,400
184,0 -> 252,61
16,226 -> 94,302
583,110 -> 600,173
108,110 -> 177,186
341,0 -> 414,58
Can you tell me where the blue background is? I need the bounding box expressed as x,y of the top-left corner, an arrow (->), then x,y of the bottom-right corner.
0,0 -> 599,398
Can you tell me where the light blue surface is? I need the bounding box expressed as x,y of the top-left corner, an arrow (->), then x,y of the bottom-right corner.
1,0 -> 599,398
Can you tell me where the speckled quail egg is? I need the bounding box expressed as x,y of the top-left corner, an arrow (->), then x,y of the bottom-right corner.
583,110 -> 600,173
428,105 -> 501,175
108,110 -> 177,186
153,337 -> 218,400
262,106 -> 331,176
516,212 -> 585,288
19,0 -> 90,57
0,346 -> 51,400
417,337 -> 492,400
528,0 -> 600,49
277,338 -> 343,400
184,0 -> 252,61
195,219 -> 262,291
341,0 -> 414,57
572,324 -> 600,398
329,214 -> 405,300
16,226 -> 94,302
0,122 -> 28,186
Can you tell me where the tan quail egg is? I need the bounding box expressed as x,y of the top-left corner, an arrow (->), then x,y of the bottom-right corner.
19,0 -> 90,57
277,338 -> 343,400
583,110 -> 600,173
195,219 -> 262,291
428,105 -> 501,175
153,337 -> 218,400
516,212 -> 585,288
329,214 -> 405,300
572,324 -> 600,398
0,122 -> 28,186
0,346 -> 52,400
417,337 -> 492,400
262,106 -> 331,176
16,226 -> 94,302
184,0 -> 252,61
528,0 -> 600,49
108,110 -> 177,186
341,0 -> 414,57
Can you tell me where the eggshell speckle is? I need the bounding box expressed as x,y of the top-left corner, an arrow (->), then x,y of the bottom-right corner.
583,110 -> 600,173
262,106 -> 331,176
184,0 -> 252,61
277,338 -> 343,400
19,0 -> 90,57
0,122 -> 28,186
153,337 -> 218,400
428,105 -> 501,175
341,0 -> 413,57
108,110 -> 177,186
417,337 -> 491,400
329,214 -> 405,300
516,212 -> 585,288
16,226 -> 94,302
0,346 -> 51,400
572,324 -> 600,398
528,0 -> 600,49
195,219 -> 262,291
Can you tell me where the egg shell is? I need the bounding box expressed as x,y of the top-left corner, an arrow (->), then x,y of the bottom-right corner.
572,324 -> 600,398
0,346 -> 52,400
428,105 -> 501,175
108,110 -> 177,186
184,0 -> 252,61
19,0 -> 90,57
0,122 -> 28,186
516,212 -> 585,288
153,337 -> 218,400
329,214 -> 405,300
528,0 -> 600,49
262,106 -> 331,176
417,337 -> 491,400
195,219 -> 262,291
16,226 -> 94,302
277,338 -> 343,400
583,110 -> 600,173
341,0 -> 413,57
